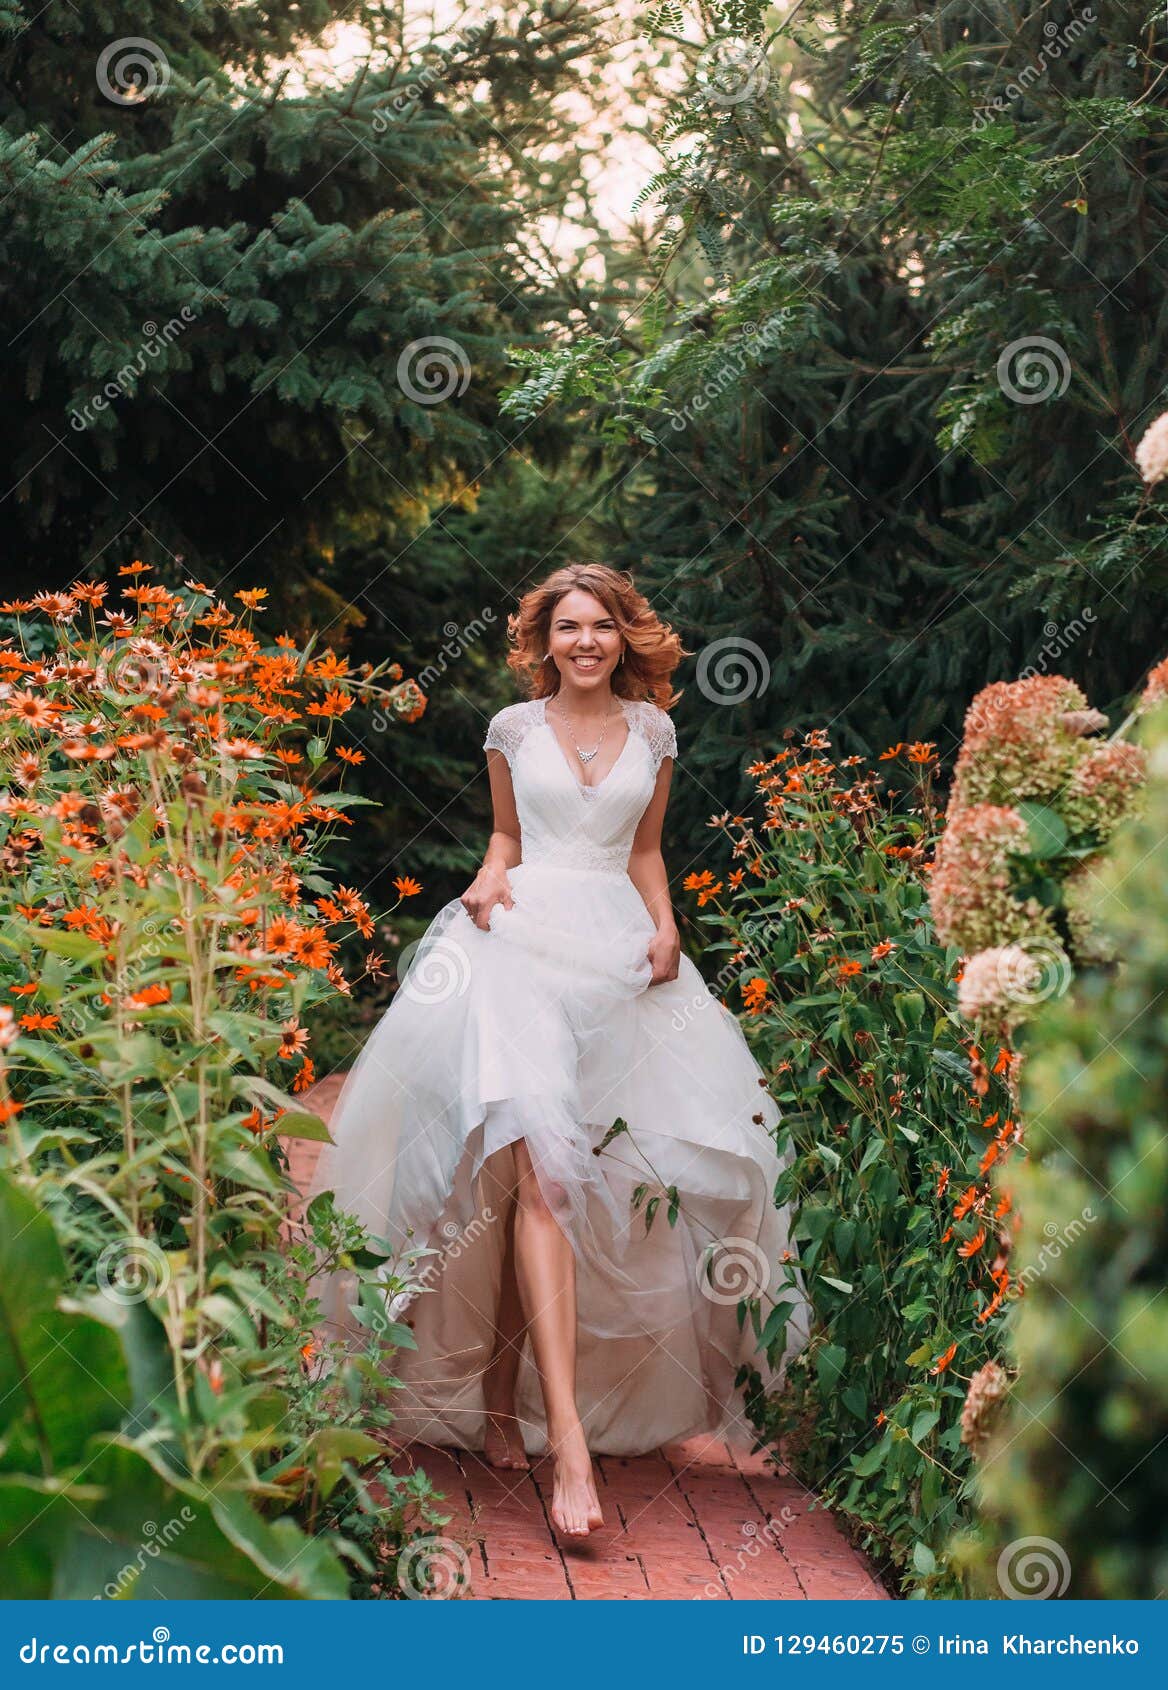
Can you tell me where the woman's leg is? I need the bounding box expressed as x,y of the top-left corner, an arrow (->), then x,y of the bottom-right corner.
476,1148 -> 529,1468
510,1137 -> 603,1537
481,1189 -> 530,1469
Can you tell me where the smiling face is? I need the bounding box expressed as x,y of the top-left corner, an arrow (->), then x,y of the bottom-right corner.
546,589 -> 624,694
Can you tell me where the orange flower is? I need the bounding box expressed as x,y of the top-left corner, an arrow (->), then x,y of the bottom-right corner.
292,1056 -> 316,1093
18,1011 -> 60,1030
978,1142 -> 999,1176
393,876 -> 422,899
906,742 -> 936,764
928,1341 -> 958,1375
279,1021 -> 309,1059
7,981 -> 39,997
958,1226 -> 987,1258
683,870 -> 716,891
125,983 -> 171,1008
935,1167 -> 950,1199
235,588 -> 268,608
992,1046 -> 1014,1075
6,690 -> 57,728
335,745 -> 365,764
742,978 -> 770,1015
878,744 -> 905,761
952,1184 -> 979,1221
304,688 -> 353,718
870,940 -> 896,961
834,959 -> 863,979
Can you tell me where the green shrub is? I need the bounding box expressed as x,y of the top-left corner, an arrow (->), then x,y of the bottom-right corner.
687,733 -> 1013,1597
957,705 -> 1168,1599
0,576 -> 447,1597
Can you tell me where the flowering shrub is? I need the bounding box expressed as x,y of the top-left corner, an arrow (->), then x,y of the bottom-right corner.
930,675 -> 1150,1036
686,733 -> 1013,1597
956,706 -> 1168,1598
0,573 -> 444,1598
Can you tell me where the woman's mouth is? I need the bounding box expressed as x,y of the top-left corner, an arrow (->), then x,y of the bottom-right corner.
570,655 -> 601,669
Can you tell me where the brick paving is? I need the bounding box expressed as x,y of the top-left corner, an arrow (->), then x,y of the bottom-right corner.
286,1072 -> 888,1602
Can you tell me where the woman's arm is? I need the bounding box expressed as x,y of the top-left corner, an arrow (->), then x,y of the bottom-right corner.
461,749 -> 522,930
626,756 -> 681,984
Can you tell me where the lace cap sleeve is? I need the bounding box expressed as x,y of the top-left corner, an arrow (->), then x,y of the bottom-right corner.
642,702 -> 678,774
482,701 -> 530,771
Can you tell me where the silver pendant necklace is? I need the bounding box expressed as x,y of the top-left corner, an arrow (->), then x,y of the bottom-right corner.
551,698 -> 614,765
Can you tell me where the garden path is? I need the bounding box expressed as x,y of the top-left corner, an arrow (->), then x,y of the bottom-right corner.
286,1073 -> 887,1602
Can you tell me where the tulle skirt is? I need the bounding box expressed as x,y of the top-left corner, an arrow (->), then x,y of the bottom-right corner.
309,859 -> 812,1457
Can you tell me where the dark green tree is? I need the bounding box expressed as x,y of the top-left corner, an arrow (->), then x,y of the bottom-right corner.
0,0 -> 602,598
504,2 -> 1168,852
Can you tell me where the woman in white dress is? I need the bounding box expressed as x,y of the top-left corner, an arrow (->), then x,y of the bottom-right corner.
310,563 -> 811,1540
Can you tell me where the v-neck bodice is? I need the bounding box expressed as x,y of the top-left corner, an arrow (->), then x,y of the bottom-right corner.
483,695 -> 678,874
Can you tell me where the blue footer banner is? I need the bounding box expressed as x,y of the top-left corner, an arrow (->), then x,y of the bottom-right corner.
0,1602 -> 1163,1687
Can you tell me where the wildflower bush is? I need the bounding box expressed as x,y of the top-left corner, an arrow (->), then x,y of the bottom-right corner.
925,668 -> 1165,1596
0,573 -> 447,1599
685,735 -> 1013,1598
954,705 -> 1168,1599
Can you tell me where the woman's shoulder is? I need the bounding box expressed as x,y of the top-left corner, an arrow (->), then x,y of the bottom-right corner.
482,698 -> 540,762
626,697 -> 678,768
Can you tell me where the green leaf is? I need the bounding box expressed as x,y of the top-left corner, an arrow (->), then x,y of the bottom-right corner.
1015,801 -> 1069,857
911,1408 -> 941,1445
819,1275 -> 854,1294
912,1540 -> 937,1576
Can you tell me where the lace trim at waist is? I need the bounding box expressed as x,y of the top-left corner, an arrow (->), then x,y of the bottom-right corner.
519,843 -> 630,876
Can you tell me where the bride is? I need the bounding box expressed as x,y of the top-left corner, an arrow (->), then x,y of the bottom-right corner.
310,563 -> 811,1540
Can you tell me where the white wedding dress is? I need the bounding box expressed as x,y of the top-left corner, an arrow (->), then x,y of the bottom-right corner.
310,693 -> 812,1457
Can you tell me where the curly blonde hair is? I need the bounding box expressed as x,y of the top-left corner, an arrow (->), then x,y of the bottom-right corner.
503,563 -> 688,710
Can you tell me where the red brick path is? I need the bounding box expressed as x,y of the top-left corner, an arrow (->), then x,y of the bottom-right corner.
287,1073 -> 889,1602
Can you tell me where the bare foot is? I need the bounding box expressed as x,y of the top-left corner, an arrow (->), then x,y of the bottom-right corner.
549,1422 -> 603,1539
482,1402 -> 530,1470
